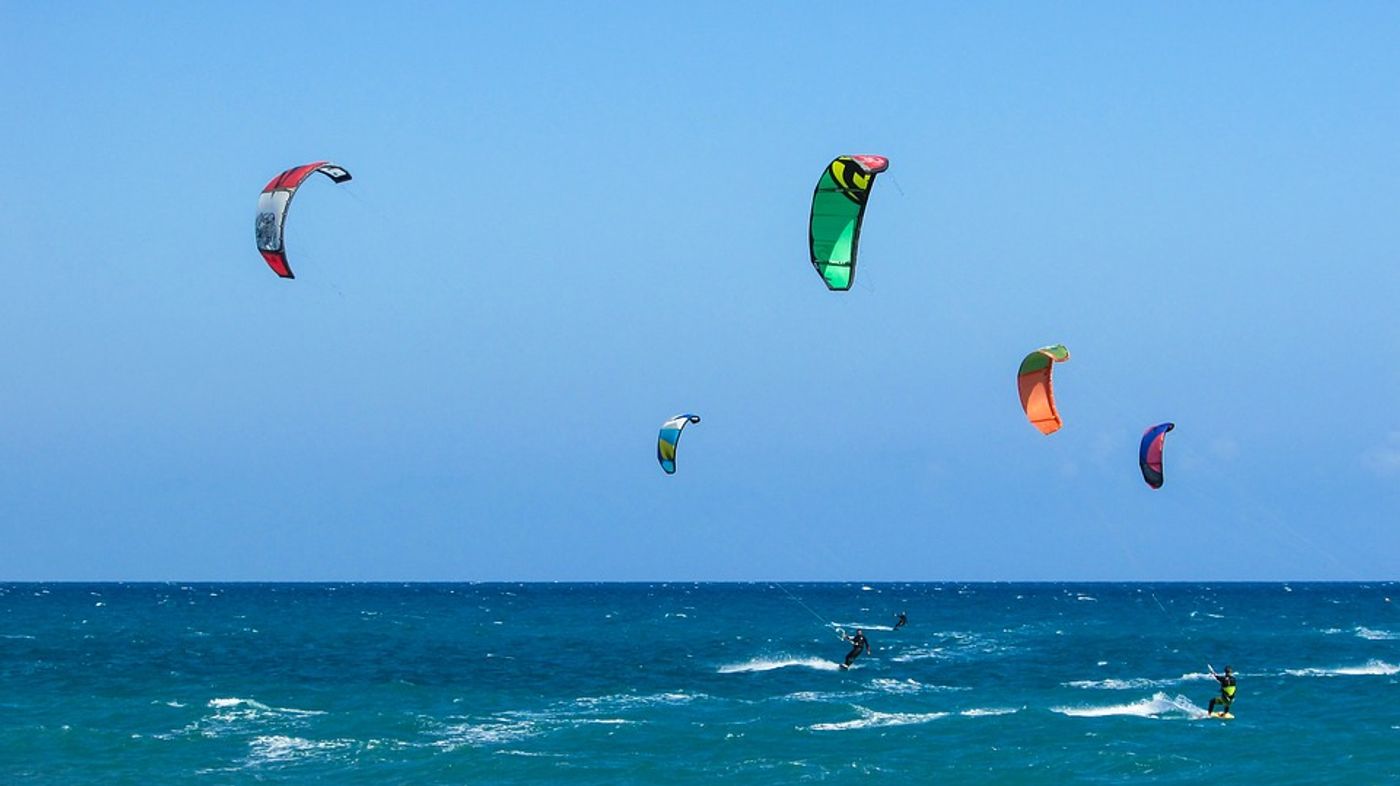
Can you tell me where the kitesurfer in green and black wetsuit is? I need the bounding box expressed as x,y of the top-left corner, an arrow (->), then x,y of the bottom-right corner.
842,629 -> 870,668
1208,666 -> 1236,715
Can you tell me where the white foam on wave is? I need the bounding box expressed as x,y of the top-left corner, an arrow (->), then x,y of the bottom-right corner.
960,707 -> 1019,717
782,690 -> 863,703
833,622 -> 895,632
247,735 -> 351,765
869,678 -> 927,695
496,750 -> 562,758
168,697 -> 330,740
569,692 -> 703,711
474,703 -> 646,747
1051,692 -> 1205,719
210,697 -> 263,709
1355,627 -> 1398,641
1067,672 -> 1211,689
1064,678 -> 1166,691
1284,660 -> 1399,677
208,697 -> 325,717
433,719 -> 539,750
891,647 -> 943,663
892,631 -> 1010,663
0,634 -> 36,639
869,678 -> 968,694
808,706 -> 948,731
719,657 -> 842,674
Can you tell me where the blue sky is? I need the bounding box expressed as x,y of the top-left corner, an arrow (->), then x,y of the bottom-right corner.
1,2 -> 1397,580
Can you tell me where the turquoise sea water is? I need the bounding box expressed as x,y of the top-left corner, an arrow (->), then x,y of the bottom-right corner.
1,583 -> 1397,784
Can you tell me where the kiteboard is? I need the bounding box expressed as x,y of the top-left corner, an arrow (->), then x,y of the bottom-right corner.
1203,712 -> 1234,720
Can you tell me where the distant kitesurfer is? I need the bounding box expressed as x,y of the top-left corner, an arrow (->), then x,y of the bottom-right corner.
894,612 -> 907,630
842,628 -> 870,668
1207,665 -> 1236,716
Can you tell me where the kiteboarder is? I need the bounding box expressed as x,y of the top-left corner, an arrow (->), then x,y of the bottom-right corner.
1207,665 -> 1236,716
842,629 -> 870,668
894,612 -> 908,630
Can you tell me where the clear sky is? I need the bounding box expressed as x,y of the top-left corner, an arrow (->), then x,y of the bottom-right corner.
2,2 -> 1397,581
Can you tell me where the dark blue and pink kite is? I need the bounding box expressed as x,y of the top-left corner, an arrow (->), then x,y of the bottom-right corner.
1139,423 -> 1175,489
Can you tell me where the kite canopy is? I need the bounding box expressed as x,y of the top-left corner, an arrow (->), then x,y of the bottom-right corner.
657,414 -> 701,475
809,155 -> 888,291
255,161 -> 352,278
1017,345 -> 1071,435
1139,422 -> 1175,489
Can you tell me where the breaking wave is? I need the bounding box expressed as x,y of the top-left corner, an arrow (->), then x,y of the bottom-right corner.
431,719 -> 540,750
1063,678 -> 1164,690
1051,692 -> 1206,719
808,706 -> 948,731
719,657 -> 842,674
565,692 -> 703,712
832,622 -> 895,632
1354,627 -> 1397,641
960,707 -> 1019,717
247,735 -> 352,766
1063,673 -> 1209,690
1283,660 -> 1399,677
869,678 -> 968,694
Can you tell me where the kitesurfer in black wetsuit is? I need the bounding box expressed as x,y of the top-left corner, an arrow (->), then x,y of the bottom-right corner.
894,612 -> 907,630
1207,665 -> 1236,715
843,629 -> 870,667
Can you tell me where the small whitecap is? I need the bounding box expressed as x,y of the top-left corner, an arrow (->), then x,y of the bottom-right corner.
808,706 -> 947,731
960,707 -> 1019,717
1051,692 -> 1204,719
1355,627 -> 1397,641
1284,660 -> 1399,678
1064,677 -> 1171,691
247,735 -> 351,765
719,657 -> 841,673
432,719 -> 539,750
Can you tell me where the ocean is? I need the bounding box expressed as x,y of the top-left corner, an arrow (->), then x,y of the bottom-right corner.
1,583 -> 1396,784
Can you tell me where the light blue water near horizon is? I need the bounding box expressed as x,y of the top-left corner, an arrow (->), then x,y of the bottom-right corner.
1,583 -> 1397,783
